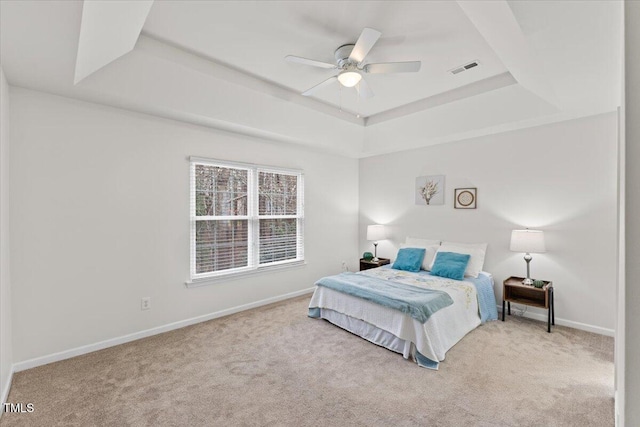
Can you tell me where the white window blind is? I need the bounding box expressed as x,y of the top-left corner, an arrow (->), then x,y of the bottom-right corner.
190,158 -> 304,281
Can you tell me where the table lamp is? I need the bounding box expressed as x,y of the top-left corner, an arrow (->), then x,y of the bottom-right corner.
510,229 -> 546,285
367,225 -> 386,262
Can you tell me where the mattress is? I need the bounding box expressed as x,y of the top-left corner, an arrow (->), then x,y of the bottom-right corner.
308,267 -> 497,369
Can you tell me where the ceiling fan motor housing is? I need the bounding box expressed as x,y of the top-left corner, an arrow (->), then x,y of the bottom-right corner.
335,44 -> 357,69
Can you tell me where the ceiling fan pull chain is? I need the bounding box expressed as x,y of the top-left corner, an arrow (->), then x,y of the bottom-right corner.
356,81 -> 361,118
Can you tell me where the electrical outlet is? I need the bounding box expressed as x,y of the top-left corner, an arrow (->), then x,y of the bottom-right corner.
141,297 -> 151,311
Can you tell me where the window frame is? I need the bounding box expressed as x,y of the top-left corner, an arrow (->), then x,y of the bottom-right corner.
188,157 -> 304,286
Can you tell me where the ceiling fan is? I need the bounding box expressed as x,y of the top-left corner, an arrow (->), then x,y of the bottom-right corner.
285,28 -> 421,99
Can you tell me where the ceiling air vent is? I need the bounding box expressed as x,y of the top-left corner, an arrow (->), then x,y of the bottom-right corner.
449,60 -> 480,75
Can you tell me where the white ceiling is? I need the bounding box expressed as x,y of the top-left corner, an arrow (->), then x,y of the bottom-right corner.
0,1 -> 623,158
142,1 -> 508,118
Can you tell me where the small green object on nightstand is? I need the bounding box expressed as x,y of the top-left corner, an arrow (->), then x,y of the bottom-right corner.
363,252 -> 374,261
533,279 -> 545,288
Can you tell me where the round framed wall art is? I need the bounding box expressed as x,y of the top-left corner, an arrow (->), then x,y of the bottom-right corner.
454,188 -> 477,209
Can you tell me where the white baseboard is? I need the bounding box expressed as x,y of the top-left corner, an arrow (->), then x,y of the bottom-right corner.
496,305 -> 615,337
615,390 -> 619,427
1,367 -> 14,413
12,292 -> 612,374
13,287 -> 315,373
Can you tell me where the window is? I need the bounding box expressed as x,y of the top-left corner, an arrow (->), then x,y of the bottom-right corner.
189,157 -> 304,282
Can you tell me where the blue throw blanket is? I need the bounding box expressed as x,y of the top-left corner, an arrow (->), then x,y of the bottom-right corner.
314,272 -> 454,323
468,273 -> 499,323
373,266 -> 498,323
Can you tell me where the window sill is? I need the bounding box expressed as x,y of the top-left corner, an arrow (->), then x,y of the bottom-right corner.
185,260 -> 307,288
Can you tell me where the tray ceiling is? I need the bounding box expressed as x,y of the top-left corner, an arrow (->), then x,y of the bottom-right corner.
142,1 -> 509,118
0,0 -> 623,158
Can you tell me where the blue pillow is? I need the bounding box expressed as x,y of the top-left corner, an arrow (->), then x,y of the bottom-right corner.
392,248 -> 426,272
430,252 -> 471,281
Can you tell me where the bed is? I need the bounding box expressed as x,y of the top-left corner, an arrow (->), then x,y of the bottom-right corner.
308,261 -> 498,370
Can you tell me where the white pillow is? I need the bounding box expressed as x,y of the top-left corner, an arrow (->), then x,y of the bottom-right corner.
405,237 -> 440,247
400,243 -> 440,271
432,241 -> 488,278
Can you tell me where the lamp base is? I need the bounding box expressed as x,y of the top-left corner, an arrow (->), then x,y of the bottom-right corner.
523,253 -> 533,286
372,257 -> 380,262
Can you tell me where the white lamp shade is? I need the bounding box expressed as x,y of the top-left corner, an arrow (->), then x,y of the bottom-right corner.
510,229 -> 546,253
367,225 -> 386,241
337,71 -> 362,88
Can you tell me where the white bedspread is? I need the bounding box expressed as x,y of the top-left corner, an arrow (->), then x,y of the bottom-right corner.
308,268 -> 482,364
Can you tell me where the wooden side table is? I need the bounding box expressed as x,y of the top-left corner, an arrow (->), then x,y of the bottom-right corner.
359,257 -> 390,271
502,276 -> 555,332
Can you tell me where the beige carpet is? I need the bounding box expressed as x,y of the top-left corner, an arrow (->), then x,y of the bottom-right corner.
1,295 -> 613,426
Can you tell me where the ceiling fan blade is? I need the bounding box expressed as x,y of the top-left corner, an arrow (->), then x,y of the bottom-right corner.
285,55 -> 337,69
302,76 -> 338,96
364,61 -> 422,74
356,77 -> 374,99
348,28 -> 382,64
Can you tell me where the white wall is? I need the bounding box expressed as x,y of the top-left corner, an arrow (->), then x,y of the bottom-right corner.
0,65 -> 13,403
360,113 -> 618,334
8,88 -> 359,364
624,2 -> 640,425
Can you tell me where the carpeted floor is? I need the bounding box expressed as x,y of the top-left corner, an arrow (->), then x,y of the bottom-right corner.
1,295 -> 613,426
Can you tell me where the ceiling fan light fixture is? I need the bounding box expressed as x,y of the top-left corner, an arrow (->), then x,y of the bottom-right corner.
337,70 -> 362,88
288,27 -> 421,98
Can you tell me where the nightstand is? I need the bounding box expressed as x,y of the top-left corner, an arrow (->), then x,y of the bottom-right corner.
359,258 -> 390,271
502,276 -> 555,332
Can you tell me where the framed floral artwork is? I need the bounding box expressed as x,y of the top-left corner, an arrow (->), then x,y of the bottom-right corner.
415,175 -> 445,206
454,187 -> 477,209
